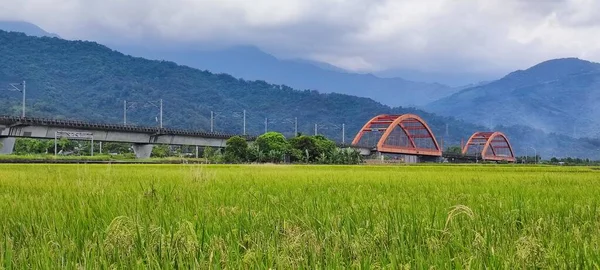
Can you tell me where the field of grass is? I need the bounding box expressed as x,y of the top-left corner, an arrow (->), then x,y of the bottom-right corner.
1,164 -> 599,268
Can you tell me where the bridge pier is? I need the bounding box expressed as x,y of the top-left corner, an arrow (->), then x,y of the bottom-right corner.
0,137 -> 16,155
132,144 -> 154,159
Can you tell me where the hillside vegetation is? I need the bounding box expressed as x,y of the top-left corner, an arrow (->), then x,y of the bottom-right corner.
0,31 -> 599,158
427,58 -> 600,138
1,165 -> 600,267
0,31 -> 471,144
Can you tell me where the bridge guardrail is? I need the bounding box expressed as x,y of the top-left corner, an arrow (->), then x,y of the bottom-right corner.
0,116 -> 256,140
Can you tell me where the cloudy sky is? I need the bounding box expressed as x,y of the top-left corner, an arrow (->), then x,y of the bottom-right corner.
2,0 -> 600,75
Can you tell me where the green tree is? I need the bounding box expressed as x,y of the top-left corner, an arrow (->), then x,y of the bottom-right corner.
255,132 -> 290,163
14,138 -> 53,154
446,146 -> 463,154
152,145 -> 170,158
203,146 -> 224,163
313,135 -> 336,158
224,136 -> 248,163
289,135 -> 318,162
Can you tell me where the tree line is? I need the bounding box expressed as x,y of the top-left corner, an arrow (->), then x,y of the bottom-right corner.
222,132 -> 362,164
5,132 -> 363,164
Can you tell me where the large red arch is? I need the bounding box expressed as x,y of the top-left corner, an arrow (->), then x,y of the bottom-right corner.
352,114 -> 442,157
462,132 -> 515,162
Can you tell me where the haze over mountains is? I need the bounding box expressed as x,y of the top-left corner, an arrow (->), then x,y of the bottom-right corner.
116,45 -> 458,107
1,21 -> 600,158
428,58 -> 600,138
0,21 -> 464,107
0,30 -> 471,143
1,30 -> 599,158
0,21 -> 59,38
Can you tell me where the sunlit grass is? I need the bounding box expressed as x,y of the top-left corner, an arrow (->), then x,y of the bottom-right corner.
0,164 -> 599,268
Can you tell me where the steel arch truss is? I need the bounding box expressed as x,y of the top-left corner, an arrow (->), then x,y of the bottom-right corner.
462,132 -> 515,162
352,114 -> 442,157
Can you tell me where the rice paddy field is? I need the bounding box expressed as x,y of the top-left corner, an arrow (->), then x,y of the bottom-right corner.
1,164 -> 599,268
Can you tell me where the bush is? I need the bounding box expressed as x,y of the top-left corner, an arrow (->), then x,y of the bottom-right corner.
224,136 -> 248,163
255,132 -> 290,163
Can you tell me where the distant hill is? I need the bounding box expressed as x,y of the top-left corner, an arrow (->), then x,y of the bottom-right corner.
0,21 -> 458,107
376,68 -> 498,88
116,45 -> 458,107
0,31 -> 598,158
427,58 -> 600,138
0,21 -> 60,38
0,30 -> 473,145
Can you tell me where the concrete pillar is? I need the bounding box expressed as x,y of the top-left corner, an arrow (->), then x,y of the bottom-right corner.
132,144 -> 154,159
0,137 -> 16,155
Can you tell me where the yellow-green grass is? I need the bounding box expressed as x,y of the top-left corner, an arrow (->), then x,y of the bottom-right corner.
1,164 -> 599,268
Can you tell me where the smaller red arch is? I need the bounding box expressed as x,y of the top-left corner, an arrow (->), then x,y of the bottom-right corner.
462,132 -> 515,162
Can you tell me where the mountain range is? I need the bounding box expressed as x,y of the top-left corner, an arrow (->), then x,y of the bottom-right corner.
116,45 -> 458,107
427,58 -> 600,139
0,21 -> 468,107
0,30 -> 473,145
1,25 -> 599,159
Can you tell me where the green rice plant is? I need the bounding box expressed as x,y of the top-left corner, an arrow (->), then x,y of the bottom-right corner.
0,164 -> 599,268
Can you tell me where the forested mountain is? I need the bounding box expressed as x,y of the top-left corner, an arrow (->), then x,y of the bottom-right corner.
116,45 -> 457,107
427,58 -> 600,138
1,30 -> 599,158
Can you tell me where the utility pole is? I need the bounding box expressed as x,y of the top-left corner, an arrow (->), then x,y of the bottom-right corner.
294,117 -> 298,137
8,80 -> 26,118
342,123 -> 346,144
123,100 -> 127,124
144,99 -> 163,128
264,117 -> 268,134
243,110 -> 246,135
210,111 -> 214,132
530,147 -> 537,164
314,124 -> 318,136
21,81 -> 25,118
159,99 -> 163,129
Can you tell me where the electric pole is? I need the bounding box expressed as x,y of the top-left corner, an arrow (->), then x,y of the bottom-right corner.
123,100 -> 127,124
342,123 -> 345,144
8,81 -> 26,118
159,99 -> 163,129
210,111 -> 214,132
264,117 -> 268,134
243,110 -> 246,135
21,81 -> 25,118
294,117 -> 298,137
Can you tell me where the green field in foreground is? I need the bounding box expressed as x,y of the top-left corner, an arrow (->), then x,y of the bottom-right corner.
1,165 -> 599,268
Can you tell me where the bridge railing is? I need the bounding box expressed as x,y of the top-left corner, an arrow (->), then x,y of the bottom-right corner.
0,115 -> 255,140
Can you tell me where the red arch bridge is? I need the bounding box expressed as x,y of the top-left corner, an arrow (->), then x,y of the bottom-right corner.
351,114 -> 516,163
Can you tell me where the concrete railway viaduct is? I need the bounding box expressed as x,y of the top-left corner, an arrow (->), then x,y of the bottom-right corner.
0,116 -> 371,158
1,114 -> 514,162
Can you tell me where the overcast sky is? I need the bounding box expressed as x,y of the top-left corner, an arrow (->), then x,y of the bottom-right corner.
2,0 -> 599,74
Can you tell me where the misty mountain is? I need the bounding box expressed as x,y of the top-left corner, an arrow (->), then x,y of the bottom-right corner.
0,30 -> 474,145
0,21 -> 458,107
116,45 -> 458,107
0,21 -> 60,38
426,58 -> 600,138
1,31 -> 598,159
375,68 -> 499,88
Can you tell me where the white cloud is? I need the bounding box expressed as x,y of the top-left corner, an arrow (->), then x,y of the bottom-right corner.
1,0 -> 599,74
